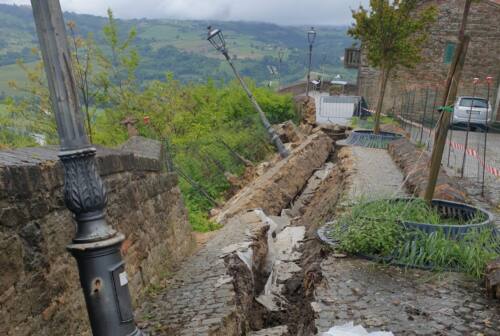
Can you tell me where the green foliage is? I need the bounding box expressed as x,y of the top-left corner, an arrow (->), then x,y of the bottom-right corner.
393,228 -> 499,279
1,57 -> 58,147
349,0 -> 437,71
0,7 -> 297,232
330,199 -> 497,278
349,0 -> 436,133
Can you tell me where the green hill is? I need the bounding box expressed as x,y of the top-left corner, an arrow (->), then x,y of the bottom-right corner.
0,4 -> 357,98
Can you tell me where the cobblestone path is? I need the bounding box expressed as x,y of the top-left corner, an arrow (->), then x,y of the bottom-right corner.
137,216 -> 248,335
347,146 -> 407,200
314,146 -> 500,335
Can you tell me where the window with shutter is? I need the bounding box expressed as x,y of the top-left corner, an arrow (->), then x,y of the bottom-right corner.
444,42 -> 456,64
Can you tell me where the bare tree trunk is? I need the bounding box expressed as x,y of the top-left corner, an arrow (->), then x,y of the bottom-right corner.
424,0 -> 472,203
374,67 -> 390,134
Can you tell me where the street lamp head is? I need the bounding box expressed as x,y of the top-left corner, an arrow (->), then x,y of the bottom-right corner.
308,27 -> 316,45
207,26 -> 226,53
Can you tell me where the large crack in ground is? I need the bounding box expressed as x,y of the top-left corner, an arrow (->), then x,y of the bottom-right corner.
221,146 -> 350,336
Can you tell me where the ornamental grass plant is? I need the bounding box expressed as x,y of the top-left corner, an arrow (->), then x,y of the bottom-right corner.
330,199 -> 498,278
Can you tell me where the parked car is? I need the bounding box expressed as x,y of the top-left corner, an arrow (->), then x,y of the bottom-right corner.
452,96 -> 492,130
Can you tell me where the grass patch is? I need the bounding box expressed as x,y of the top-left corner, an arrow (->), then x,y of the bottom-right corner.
330,199 -> 497,278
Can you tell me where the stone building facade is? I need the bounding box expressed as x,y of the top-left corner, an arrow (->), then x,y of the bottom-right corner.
357,0 -> 500,120
0,137 -> 195,335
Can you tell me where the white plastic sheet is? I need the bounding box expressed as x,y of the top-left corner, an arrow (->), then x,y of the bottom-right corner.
320,322 -> 394,336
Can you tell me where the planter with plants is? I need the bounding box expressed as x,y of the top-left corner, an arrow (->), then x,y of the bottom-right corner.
343,129 -> 403,149
318,198 -> 498,278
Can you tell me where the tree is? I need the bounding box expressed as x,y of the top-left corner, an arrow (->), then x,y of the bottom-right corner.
349,0 -> 436,134
67,20 -> 97,142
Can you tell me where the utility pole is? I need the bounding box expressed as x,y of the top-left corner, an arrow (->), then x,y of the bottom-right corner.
424,0 -> 472,202
30,1 -> 143,335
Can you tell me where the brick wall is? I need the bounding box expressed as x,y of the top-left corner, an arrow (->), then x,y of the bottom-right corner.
358,0 -> 500,120
0,137 -> 194,335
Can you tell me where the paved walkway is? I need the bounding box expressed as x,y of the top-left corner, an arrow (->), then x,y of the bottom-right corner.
314,146 -> 500,335
347,146 -> 407,200
137,216 -> 248,335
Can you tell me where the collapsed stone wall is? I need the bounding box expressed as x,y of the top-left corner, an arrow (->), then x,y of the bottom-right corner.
0,137 -> 194,336
213,131 -> 333,224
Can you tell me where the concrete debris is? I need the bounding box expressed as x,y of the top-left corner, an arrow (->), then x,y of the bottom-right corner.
273,227 -> 306,262
274,120 -> 305,144
257,226 -> 305,312
320,322 -> 394,336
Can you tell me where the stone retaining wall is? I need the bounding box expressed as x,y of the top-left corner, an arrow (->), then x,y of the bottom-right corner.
388,138 -> 466,202
0,137 -> 194,336
214,131 -> 333,224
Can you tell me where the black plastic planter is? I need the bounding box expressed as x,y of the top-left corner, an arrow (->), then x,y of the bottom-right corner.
400,198 -> 495,238
342,129 -> 402,149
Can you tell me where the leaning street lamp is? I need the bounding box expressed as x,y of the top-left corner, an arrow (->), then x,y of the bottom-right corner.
306,27 -> 317,97
207,26 -> 289,158
30,1 -> 143,335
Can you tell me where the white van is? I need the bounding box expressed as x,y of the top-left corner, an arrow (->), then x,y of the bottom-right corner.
452,96 -> 492,130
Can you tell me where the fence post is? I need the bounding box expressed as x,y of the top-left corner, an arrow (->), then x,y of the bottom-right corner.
482,76 -> 493,196
420,88 -> 429,144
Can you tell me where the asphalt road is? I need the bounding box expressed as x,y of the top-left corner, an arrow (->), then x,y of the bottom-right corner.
407,122 -> 500,205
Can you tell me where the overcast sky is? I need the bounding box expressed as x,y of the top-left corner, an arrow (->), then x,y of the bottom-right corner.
0,0 -> 370,25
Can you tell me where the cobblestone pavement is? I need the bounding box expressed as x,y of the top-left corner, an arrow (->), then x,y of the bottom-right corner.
347,146 -> 407,200
315,258 -> 499,335
406,124 -> 500,205
314,146 -> 500,335
137,216 -> 249,335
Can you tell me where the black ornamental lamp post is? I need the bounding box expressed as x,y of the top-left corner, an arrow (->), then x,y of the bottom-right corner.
306,27 -> 316,97
207,26 -> 289,158
29,1 -> 144,335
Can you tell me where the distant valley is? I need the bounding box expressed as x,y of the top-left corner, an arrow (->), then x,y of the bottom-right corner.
0,3 -> 356,98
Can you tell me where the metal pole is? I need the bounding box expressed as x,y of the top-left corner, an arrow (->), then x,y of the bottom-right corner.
461,79 -> 478,178
482,77 -> 493,196
306,44 -> 313,97
428,87 -> 439,150
409,90 -> 416,140
420,88 -> 429,144
447,106 -> 455,167
223,51 -> 289,158
30,1 -> 143,335
278,49 -> 284,91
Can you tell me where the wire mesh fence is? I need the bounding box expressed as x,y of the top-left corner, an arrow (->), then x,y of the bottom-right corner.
383,81 -> 500,199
